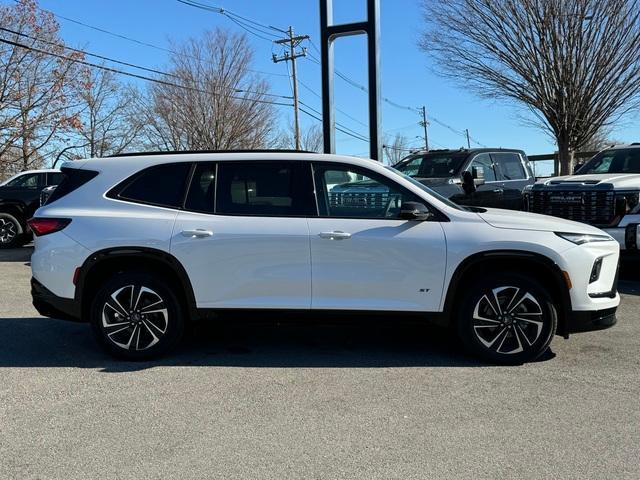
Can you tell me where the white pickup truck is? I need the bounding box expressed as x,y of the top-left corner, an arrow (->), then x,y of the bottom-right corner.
526,144 -> 640,253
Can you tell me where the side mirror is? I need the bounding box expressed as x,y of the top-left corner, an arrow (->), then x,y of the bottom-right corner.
400,201 -> 432,221
472,166 -> 485,185
461,170 -> 477,195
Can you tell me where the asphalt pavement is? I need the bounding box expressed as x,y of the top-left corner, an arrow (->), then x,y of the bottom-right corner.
0,247 -> 638,479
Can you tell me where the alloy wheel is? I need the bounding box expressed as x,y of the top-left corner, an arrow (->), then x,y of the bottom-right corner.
101,285 -> 169,351
0,218 -> 17,244
472,286 -> 544,355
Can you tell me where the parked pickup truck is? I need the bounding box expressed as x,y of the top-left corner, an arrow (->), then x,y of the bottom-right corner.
0,169 -> 63,248
393,148 -> 535,210
526,144 -> 640,253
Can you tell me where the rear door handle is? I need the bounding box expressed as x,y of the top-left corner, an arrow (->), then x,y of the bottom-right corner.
318,231 -> 352,240
181,229 -> 213,238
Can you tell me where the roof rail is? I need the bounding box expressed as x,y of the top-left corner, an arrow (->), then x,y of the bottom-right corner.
107,149 -> 317,158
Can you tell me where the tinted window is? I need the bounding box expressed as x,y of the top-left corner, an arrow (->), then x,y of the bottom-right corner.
216,162 -> 315,216
315,164 -> 425,219
577,149 -> 640,174
468,153 -> 497,182
494,153 -> 526,180
47,172 -> 65,186
117,163 -> 191,208
185,163 -> 216,214
5,173 -> 42,188
45,168 -> 99,205
395,153 -> 467,178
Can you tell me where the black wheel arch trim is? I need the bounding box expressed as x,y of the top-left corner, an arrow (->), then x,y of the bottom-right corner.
443,249 -> 572,337
75,246 -> 199,321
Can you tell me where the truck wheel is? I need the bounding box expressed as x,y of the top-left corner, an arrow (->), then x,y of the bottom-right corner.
90,272 -> 185,360
457,273 -> 557,365
0,213 -> 26,249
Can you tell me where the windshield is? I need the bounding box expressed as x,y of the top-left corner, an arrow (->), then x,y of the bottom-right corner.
577,148 -> 640,174
385,166 -> 464,211
394,153 -> 467,178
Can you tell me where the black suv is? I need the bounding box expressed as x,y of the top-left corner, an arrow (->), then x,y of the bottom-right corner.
0,169 -> 63,248
393,148 -> 535,210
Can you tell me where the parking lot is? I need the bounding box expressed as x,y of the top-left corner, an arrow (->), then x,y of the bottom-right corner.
0,247 -> 638,479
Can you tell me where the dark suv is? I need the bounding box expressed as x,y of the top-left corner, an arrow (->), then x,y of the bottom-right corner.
393,148 -> 535,210
0,169 -> 63,248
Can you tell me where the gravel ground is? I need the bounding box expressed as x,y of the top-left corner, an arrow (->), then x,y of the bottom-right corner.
0,246 -> 638,479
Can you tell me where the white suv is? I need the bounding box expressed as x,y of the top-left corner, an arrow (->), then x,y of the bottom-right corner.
30,151 -> 620,364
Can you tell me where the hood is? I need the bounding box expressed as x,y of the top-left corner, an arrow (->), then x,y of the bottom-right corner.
537,173 -> 640,190
476,207 -> 606,235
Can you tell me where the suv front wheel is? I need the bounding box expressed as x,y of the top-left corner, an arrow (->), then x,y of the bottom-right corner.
90,272 -> 185,360
457,273 -> 557,364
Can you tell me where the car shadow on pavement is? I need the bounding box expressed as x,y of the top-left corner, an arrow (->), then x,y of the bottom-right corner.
0,316 -> 547,371
0,246 -> 32,263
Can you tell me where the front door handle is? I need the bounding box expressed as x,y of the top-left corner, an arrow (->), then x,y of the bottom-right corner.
318,231 -> 352,240
493,188 -> 504,193
181,229 -> 213,238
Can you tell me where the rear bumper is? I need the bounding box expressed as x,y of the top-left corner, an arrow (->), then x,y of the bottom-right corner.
31,277 -> 82,322
567,307 -> 617,334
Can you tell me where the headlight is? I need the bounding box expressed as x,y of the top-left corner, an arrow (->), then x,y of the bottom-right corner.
555,232 -> 614,245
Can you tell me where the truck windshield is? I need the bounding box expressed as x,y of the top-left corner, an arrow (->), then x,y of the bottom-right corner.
394,153 -> 467,178
577,148 -> 640,174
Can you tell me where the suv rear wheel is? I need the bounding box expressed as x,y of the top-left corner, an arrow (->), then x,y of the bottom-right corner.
457,273 -> 557,364
0,213 -> 27,249
90,272 -> 185,360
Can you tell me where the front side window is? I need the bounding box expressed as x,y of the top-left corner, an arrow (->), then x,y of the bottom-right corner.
5,173 -> 42,188
314,163 -> 425,219
115,163 -> 192,208
494,153 -> 526,180
216,162 -> 315,216
468,153 -> 498,182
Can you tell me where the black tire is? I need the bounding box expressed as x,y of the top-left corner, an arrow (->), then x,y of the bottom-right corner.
90,272 -> 185,360
0,213 -> 27,249
456,273 -> 557,365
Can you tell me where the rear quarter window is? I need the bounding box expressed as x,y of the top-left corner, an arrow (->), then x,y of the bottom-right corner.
111,163 -> 192,208
44,168 -> 99,205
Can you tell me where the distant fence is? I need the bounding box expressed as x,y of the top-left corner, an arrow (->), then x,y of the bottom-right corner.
527,151 -> 597,177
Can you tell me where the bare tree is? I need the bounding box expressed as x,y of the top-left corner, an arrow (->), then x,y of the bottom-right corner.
139,29 -> 277,151
71,67 -> 143,158
278,122 -> 323,152
0,0 -> 82,174
421,0 -> 640,174
383,133 -> 410,165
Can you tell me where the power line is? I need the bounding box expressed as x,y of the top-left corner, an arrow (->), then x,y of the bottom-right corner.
0,27 -> 294,101
0,36 -> 294,108
11,0 -> 289,78
299,101 -> 368,142
299,107 -> 369,144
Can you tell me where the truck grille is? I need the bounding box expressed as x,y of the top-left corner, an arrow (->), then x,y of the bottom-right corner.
529,190 -> 615,226
329,191 -> 390,209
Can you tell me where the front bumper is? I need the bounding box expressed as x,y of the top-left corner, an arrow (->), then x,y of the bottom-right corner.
567,307 -> 617,334
31,277 -> 82,322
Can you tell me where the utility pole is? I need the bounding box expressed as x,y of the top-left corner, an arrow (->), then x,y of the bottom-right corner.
418,106 -> 429,152
464,128 -> 471,149
273,26 -> 309,150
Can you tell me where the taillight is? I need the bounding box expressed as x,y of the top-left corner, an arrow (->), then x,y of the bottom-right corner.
27,218 -> 71,236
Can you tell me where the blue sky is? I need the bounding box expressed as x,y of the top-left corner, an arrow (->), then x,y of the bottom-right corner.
22,0 -> 640,167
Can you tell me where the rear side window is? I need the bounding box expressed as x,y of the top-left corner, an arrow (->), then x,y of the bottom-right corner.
45,168 -> 99,205
494,153 -> 526,180
114,163 -> 191,208
185,163 -> 216,214
216,162 -> 315,216
47,172 -> 65,186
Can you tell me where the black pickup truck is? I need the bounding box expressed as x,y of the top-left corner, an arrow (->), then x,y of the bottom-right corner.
392,148 -> 535,210
0,169 -> 63,248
